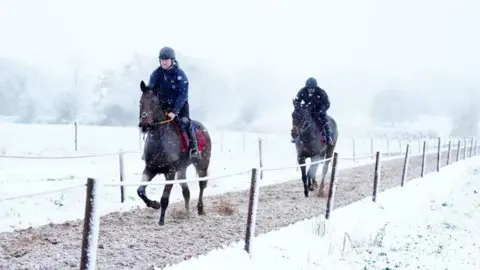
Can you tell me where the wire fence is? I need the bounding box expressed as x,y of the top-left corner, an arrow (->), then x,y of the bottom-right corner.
0,134 -> 478,269
0,136 -> 473,200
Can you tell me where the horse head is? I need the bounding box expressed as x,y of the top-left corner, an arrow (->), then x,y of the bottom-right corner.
138,80 -> 168,133
291,99 -> 313,129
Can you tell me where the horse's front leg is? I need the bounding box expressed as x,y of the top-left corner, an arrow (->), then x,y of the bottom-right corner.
158,171 -> 176,226
318,146 -> 335,196
308,155 -> 323,194
136,168 -> 159,209
298,156 -> 308,197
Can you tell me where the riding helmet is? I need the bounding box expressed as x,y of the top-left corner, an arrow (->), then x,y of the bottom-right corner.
159,47 -> 176,60
305,77 -> 317,88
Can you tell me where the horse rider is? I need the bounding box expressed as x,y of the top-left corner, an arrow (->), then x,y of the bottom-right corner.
291,77 -> 334,145
146,46 -> 200,160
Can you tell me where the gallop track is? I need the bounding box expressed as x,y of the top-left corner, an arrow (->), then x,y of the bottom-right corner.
0,150 -> 457,270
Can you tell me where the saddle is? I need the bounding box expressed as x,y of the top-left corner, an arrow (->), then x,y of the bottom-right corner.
170,121 -> 207,153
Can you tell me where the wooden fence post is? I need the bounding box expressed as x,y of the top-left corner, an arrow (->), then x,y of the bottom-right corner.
474,140 -> 478,156
456,140 -> 461,162
258,139 -> 264,179
325,152 -> 339,219
421,141 -> 427,177
244,168 -> 260,254
401,144 -> 410,187
80,178 -> 101,270
436,137 -> 441,172
119,152 -> 125,203
446,141 -> 452,165
74,122 -> 78,151
372,151 -> 381,202
469,138 -> 474,158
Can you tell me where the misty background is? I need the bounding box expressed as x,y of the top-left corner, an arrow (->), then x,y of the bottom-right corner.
0,0 -> 479,137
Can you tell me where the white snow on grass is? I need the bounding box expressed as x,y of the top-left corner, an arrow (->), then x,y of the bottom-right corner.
0,122 -> 449,232
161,157 -> 480,270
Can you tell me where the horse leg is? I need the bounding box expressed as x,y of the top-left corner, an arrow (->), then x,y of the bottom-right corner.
318,144 -> 336,196
177,168 -> 190,213
158,171 -> 176,226
136,168 -> 159,209
307,155 -> 323,193
298,156 -> 308,197
194,163 -> 209,215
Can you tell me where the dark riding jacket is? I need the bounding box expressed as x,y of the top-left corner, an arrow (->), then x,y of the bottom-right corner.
147,60 -> 189,115
293,86 -> 330,117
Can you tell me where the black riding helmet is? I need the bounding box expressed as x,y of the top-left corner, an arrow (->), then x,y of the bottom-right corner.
305,77 -> 317,88
159,47 -> 176,60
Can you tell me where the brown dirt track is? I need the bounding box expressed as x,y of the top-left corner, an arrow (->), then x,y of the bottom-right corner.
0,149 -> 462,270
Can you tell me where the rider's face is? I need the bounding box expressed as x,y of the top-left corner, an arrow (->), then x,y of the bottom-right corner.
160,59 -> 172,69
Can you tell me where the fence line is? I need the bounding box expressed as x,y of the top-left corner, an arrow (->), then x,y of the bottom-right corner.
0,135 -> 478,268
0,151 -> 139,159
0,135 -> 453,160
0,137 -> 474,201
81,138 -> 479,267
0,184 -> 86,202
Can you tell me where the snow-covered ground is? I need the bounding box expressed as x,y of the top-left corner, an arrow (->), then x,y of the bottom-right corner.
0,122 -> 448,232
162,156 -> 480,270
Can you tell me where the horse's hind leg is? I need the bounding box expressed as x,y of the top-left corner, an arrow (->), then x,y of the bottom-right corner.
136,168 -> 159,209
318,144 -> 336,196
194,162 -> 209,215
158,171 -> 176,226
177,168 -> 190,213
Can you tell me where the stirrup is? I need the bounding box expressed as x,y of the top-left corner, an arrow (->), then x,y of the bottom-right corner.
189,148 -> 200,159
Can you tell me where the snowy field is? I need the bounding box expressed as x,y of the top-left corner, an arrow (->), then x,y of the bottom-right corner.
162,156 -> 480,270
0,122 -> 452,232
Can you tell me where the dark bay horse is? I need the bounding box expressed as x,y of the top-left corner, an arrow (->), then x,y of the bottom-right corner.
291,102 -> 338,197
137,80 -> 212,226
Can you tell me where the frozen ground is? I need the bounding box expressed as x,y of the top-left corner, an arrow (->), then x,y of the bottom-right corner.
161,156 -> 480,270
0,122 -> 448,233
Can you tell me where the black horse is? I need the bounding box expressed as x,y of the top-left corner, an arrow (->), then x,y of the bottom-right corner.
137,80 -> 212,226
291,101 -> 338,197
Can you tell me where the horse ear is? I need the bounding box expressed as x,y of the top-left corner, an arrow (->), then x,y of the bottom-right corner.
140,80 -> 147,92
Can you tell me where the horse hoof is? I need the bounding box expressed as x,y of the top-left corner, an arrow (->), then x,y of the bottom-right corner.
158,220 -> 165,226
150,201 -> 161,210
304,191 -> 309,197
309,186 -> 315,191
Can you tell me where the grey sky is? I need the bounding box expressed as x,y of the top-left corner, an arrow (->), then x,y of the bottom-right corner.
1,0 -> 479,80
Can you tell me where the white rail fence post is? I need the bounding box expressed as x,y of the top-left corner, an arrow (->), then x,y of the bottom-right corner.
372,151 -> 381,202
80,178 -> 101,270
401,144 -> 410,187
244,168 -> 260,254
119,152 -> 125,203
74,122 -> 78,151
258,139 -> 264,180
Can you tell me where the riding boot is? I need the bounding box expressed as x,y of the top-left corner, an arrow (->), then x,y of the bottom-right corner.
322,122 -> 334,144
186,125 -> 201,161
141,135 -> 148,160
290,127 -> 298,143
